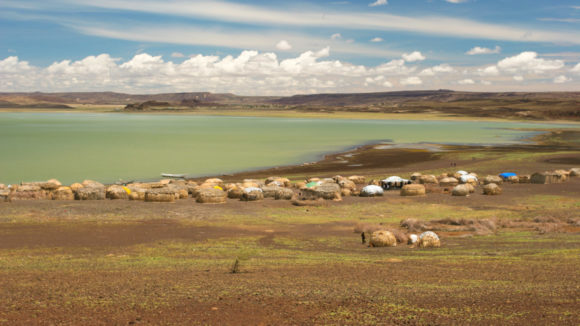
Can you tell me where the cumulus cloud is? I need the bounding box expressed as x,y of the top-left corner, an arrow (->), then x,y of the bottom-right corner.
553,75 -> 572,84
0,49 -> 378,94
400,76 -> 422,86
0,56 -> 33,73
446,0 -> 468,3
419,64 -> 455,76
275,40 -> 292,51
373,59 -> 415,76
497,51 -> 564,74
370,37 -> 383,42
402,51 -> 426,62
365,75 -> 393,88
1,48 -> 577,95
171,52 -> 185,58
369,0 -> 387,7
466,46 -> 501,55
331,33 -> 342,40
477,65 -> 500,76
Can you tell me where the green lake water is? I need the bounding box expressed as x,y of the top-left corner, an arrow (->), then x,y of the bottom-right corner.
0,112 -> 575,184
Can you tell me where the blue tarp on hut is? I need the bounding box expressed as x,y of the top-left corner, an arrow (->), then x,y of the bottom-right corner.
499,172 -> 517,179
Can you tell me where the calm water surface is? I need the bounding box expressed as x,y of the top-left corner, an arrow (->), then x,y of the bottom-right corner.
0,112 -> 574,184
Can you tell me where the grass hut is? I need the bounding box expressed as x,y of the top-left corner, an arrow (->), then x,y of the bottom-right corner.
530,172 -> 564,184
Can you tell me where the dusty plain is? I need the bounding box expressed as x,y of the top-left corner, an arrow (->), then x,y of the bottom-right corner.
0,96 -> 579,325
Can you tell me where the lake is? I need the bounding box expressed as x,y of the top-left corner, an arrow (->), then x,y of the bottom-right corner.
0,112 -> 574,184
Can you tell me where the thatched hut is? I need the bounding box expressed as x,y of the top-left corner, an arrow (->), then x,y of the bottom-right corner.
260,186 -> 280,198
167,184 -> 189,199
418,231 -> 440,248
52,186 -> 74,200
274,187 -> 294,200
347,175 -> 366,185
128,186 -> 147,201
482,183 -> 502,195
400,184 -> 426,196
381,176 -> 411,190
451,184 -> 470,196
0,189 -> 9,202
338,179 -> 357,191
202,178 -> 225,189
554,170 -> 570,182
410,172 -> 422,182
483,175 -> 503,185
518,175 -> 531,183
530,171 -> 564,184
75,186 -> 105,200
459,174 -> 478,186
300,183 -> 341,201
9,184 -> 49,200
439,177 -> 459,188
81,180 -> 104,188
369,230 -> 397,247
227,186 -> 244,199
145,189 -> 176,203
106,185 -> 130,200
419,175 -> 438,185
360,185 -> 384,197
196,187 -> 227,204
241,187 -> 264,201
265,176 -> 291,187
243,179 -> 264,188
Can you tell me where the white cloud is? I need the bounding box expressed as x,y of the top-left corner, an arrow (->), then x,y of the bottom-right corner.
446,0 -> 468,3
275,40 -> 292,51
369,0 -> 387,7
466,46 -> 501,55
75,24 -> 400,58
400,76 -> 422,86
171,52 -> 185,58
373,59 -> 415,76
365,75 -> 393,88
513,75 -> 524,81
497,51 -> 564,74
402,51 -> 426,62
0,56 -> 32,73
553,75 -> 571,84
370,37 -> 383,42
419,64 -> 455,76
331,33 -> 342,40
477,65 -> 500,76
2,47 -> 578,95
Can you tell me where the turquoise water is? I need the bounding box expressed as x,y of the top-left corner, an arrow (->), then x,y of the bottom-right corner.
0,112 -> 575,184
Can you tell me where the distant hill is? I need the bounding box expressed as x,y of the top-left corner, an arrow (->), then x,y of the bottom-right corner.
1,90 -> 579,120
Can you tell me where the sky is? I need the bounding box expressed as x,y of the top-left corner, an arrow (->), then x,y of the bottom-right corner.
1,0 -> 580,95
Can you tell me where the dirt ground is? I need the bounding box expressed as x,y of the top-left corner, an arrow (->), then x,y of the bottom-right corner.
0,130 -> 579,325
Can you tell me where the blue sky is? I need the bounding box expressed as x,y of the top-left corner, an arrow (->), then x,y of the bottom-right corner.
1,0 -> 579,95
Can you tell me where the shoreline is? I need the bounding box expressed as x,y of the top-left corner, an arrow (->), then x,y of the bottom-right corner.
2,107 -> 579,125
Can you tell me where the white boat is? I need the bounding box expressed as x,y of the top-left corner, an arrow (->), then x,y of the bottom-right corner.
161,173 -> 186,178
